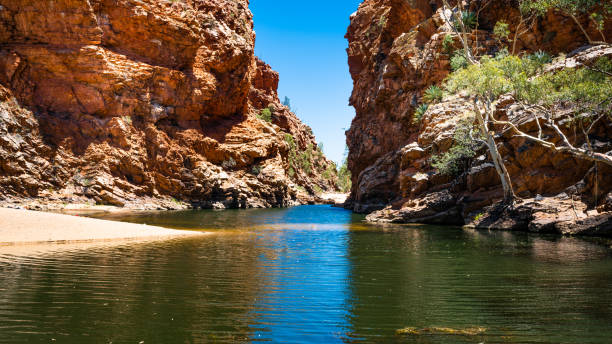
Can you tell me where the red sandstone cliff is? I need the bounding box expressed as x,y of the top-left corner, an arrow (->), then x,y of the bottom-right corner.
345,0 -> 612,234
0,0 -> 337,209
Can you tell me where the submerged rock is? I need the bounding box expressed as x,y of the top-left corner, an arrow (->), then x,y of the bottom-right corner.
396,326 -> 487,336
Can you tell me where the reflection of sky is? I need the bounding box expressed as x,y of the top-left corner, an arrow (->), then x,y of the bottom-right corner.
249,206 -> 353,343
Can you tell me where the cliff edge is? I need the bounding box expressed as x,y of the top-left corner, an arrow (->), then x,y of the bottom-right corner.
0,0 -> 338,209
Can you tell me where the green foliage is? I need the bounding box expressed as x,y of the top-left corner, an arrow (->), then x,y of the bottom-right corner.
445,52 -> 612,127
284,133 -> 296,148
250,164 -> 262,176
528,51 -> 552,67
532,57 -> 612,115
322,163 -> 337,180
413,104 -> 429,124
257,107 -> 272,122
284,133 -> 298,177
222,157 -> 236,170
298,144 -> 314,175
442,34 -> 455,55
284,133 -> 318,177
519,0 -> 611,42
445,54 -> 547,102
378,15 -> 388,28
519,0 -> 611,16
313,185 -> 323,195
423,85 -> 444,104
493,21 -> 510,43
431,123 -> 481,176
474,212 -> 485,222
316,142 -> 325,159
337,159 -> 352,193
450,50 -> 469,71
299,153 -> 312,174
454,11 -> 478,31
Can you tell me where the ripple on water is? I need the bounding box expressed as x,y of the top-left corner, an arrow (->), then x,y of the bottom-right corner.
1,205 -> 612,343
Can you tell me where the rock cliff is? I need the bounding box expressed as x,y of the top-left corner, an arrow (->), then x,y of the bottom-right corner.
345,0 -> 612,234
0,0 -> 337,209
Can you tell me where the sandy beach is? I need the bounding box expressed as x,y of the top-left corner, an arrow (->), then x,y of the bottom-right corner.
0,208 -> 206,246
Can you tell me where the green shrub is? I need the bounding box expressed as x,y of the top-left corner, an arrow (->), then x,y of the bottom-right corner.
445,54 -> 612,110
431,123 -> 481,176
528,50 -> 552,67
337,159 -> 352,193
450,50 -> 469,71
322,163 -> 336,180
413,104 -> 429,124
423,85 -> 444,104
316,143 -> 325,159
519,0 -> 611,44
442,34 -> 454,55
493,21 -> 510,42
257,107 -> 272,122
454,11 -> 478,31
250,164 -> 262,176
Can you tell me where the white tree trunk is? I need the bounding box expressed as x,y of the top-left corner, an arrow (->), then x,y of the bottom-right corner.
473,100 -> 516,203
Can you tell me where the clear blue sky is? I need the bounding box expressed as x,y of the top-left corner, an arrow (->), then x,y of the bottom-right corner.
250,0 -> 362,165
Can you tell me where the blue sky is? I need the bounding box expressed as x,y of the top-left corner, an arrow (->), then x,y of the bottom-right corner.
250,1 -> 362,165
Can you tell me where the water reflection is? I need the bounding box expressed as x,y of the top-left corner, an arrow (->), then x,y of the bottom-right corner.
1,206 -> 611,343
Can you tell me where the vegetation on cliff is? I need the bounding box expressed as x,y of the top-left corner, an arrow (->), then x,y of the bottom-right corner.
439,0 -> 611,203
347,0 -> 611,232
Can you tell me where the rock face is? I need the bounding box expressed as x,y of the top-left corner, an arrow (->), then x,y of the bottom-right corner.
345,0 -> 612,231
0,0 -> 337,209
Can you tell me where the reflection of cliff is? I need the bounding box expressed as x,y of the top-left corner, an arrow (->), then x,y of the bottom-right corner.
344,226 -> 612,342
0,0 -> 337,209
0,236 -> 266,343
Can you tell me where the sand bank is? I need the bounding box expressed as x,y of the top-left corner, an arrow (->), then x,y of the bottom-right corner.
0,208 -> 206,246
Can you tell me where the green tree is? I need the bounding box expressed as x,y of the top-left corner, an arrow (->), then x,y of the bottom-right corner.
445,54 -> 612,173
520,0 -> 611,44
337,159 -> 352,193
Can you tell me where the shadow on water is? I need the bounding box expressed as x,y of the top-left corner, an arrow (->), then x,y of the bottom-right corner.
1,205 -> 612,343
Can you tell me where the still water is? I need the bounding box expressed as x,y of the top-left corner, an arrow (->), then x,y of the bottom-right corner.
1,205 -> 612,343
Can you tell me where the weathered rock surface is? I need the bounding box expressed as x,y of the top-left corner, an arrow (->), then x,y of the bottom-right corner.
0,0 -> 337,209
468,197 -> 612,237
345,0 -> 612,235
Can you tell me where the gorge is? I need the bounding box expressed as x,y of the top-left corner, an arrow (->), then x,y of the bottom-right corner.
0,0 -> 610,236
1,0 -> 612,343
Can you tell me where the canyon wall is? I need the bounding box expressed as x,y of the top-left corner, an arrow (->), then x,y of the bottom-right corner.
0,0 -> 337,209
345,0 -> 612,231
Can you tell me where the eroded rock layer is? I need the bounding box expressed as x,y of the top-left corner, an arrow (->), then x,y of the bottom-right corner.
0,0 -> 337,209
345,0 -> 612,234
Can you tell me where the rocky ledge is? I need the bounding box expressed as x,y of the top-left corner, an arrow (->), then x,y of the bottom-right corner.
0,0 -> 338,209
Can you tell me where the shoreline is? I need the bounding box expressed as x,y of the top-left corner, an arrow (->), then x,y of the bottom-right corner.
0,208 -> 207,246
